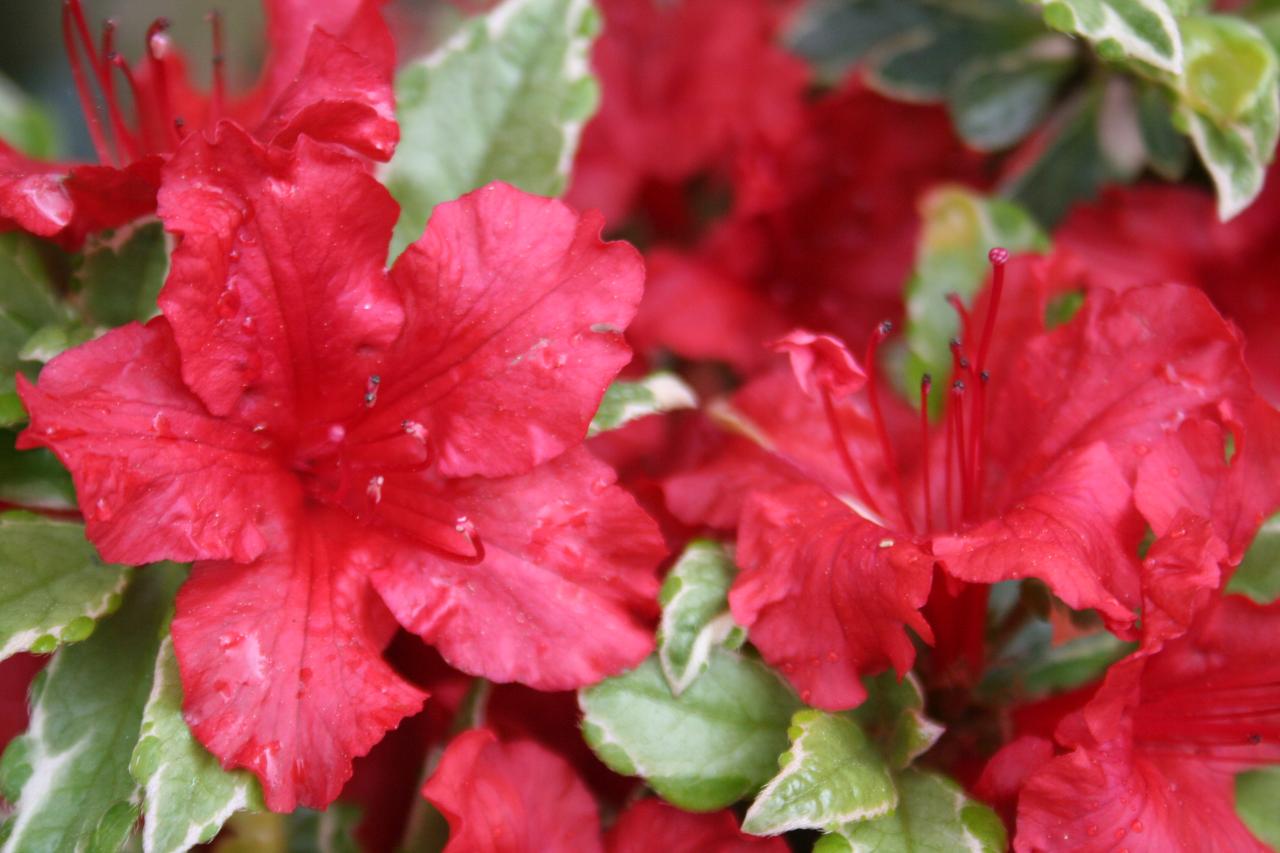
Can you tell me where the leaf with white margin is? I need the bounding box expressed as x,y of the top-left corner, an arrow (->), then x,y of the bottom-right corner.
1175,16 -> 1280,219
587,372 -> 697,437
131,636 -> 263,853
1,565 -> 183,853
850,673 -> 945,771
1038,0 -> 1183,74
741,710 -> 896,836
819,768 -> 1007,853
657,540 -> 743,695
580,650 -> 800,811
385,0 -> 601,257
0,511 -> 130,661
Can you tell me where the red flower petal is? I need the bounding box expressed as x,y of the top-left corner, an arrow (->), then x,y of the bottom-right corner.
371,448 -> 663,690
16,320 -> 291,566
1135,401 -> 1280,563
0,142 -> 72,237
157,125 -> 404,435
606,799 -> 787,853
1015,596 -> 1280,851
986,284 -> 1254,491
171,507 -> 426,812
934,443 -> 1143,629
1137,512 -> 1224,651
732,483 -> 934,708
370,183 -> 643,480
568,0 -> 807,222
255,7 -> 398,161
421,728 -> 603,853
771,329 -> 868,399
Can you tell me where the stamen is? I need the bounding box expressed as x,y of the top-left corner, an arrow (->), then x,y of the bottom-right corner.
946,292 -> 971,343
944,387 -> 956,531
173,116 -> 187,140
110,54 -> 154,152
919,374 -> 932,532
207,11 -> 225,122
975,248 -> 1009,374
866,321 -> 913,531
821,389 -> 883,518
951,381 -> 969,520
62,1 -> 113,164
970,370 -> 991,515
969,249 -> 1008,518
98,23 -> 139,161
364,375 -> 381,407
145,18 -> 180,148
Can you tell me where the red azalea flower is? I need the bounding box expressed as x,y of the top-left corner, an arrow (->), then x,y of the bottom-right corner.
17,126 -> 665,810
422,728 -> 604,853
0,0 -> 395,245
1014,595 -> 1280,852
606,799 -> 788,852
664,253 -> 1268,707
1057,171 -> 1280,403
629,76 -> 989,370
567,0 -> 807,228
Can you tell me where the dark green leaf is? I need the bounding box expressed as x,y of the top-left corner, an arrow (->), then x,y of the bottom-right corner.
76,223 -> 169,328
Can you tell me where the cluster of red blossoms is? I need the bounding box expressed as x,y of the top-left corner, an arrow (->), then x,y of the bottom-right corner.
2,0 -> 1279,850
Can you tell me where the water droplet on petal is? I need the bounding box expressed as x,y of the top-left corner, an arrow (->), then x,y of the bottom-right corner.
94,497 -> 114,521
216,285 -> 241,319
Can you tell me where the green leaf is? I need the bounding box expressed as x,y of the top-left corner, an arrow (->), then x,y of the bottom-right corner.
0,233 -> 66,428
741,709 -> 897,836
1,565 -> 184,853
1227,511 -> 1280,604
657,540 -> 741,695
1236,765 -> 1280,849
1037,0 -> 1183,74
1003,84 -> 1140,227
580,650 -> 801,811
0,75 -> 59,159
17,322 -> 95,365
132,636 -> 262,853
1137,82 -> 1191,178
830,768 -> 1007,852
849,673 -> 944,771
1175,16 -> 1280,219
384,0 -> 601,257
587,372 -> 697,438
947,38 -> 1077,150
0,431 -> 76,510
285,804 -> 362,853
0,512 -> 130,660
903,186 -> 1048,407
76,223 -> 170,328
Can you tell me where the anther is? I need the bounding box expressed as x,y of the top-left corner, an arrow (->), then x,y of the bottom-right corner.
364,375 -> 381,407
402,420 -> 427,442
